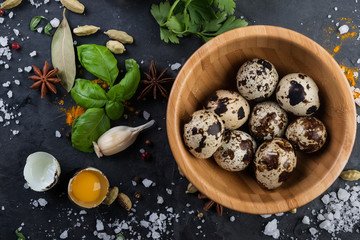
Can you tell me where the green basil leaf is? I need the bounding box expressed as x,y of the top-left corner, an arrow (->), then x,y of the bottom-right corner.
45,23 -> 53,36
106,59 -> 140,101
105,101 -> 124,120
30,16 -> 46,31
71,79 -> 108,108
15,230 -> 25,240
77,44 -> 119,87
71,108 -> 110,152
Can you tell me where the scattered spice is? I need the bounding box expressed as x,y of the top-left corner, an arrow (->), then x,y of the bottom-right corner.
117,193 -> 132,211
340,65 -> 358,86
197,211 -> 204,218
28,61 -> 61,99
103,186 -> 119,205
91,78 -> 109,89
340,170 -> 360,181
134,191 -> 141,199
135,109 -> 142,116
198,193 -> 223,216
185,183 -> 198,194
11,42 -> 19,50
62,106 -> 86,126
141,151 -> 151,161
145,140 -> 151,146
289,208 -> 297,214
137,60 -> 175,100
133,176 -> 141,183
0,9 -> 4,15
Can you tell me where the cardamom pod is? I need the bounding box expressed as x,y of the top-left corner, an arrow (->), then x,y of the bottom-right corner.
289,208 -> 297,213
1,0 -> 22,9
104,30 -> 133,44
340,170 -> 360,181
102,186 -> 119,205
106,40 -> 125,54
60,0 -> 85,14
185,183 -> 198,194
73,25 -> 100,36
117,193 -> 132,211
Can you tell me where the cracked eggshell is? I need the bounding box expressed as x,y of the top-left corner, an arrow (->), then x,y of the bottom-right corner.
236,58 -> 279,100
205,90 -> 250,130
276,73 -> 320,116
183,110 -> 225,159
286,117 -> 327,153
214,130 -> 256,171
254,138 -> 297,190
249,101 -> 288,141
23,152 -> 61,192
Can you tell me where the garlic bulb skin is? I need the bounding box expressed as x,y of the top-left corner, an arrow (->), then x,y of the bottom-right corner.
93,120 -> 155,158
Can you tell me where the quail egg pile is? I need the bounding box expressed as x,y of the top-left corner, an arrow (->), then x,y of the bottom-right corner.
183,58 -> 328,190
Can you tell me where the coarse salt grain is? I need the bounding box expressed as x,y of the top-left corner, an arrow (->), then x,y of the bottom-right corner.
142,178 -> 153,188
143,111 -> 150,120
157,196 -> 164,204
166,188 -> 172,195
60,230 -> 68,239
339,25 -> 350,34
302,216 -> 310,225
230,216 -> 235,222
38,198 -> 48,207
37,27 -> 43,33
263,219 -> 280,239
170,63 -> 181,71
13,29 -> 19,36
55,130 -> 61,138
2,81 -> 10,87
7,90 -> 12,98
29,51 -> 37,57
96,219 -> 104,231
261,214 -> 272,218
24,66 -> 32,72
14,80 -> 20,85
50,18 -> 60,28
8,12 -> 13,19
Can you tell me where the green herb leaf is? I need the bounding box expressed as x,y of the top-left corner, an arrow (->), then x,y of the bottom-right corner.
71,79 -> 108,108
106,84 -> 125,102
71,108 -> 110,152
214,0 -> 236,15
105,100 -> 124,120
150,2 -> 171,25
30,16 -> 45,31
201,12 -> 227,32
212,16 -> 248,36
166,15 -> 185,33
160,27 -> 179,44
77,44 -> 119,87
51,9 -> 76,92
15,230 -> 25,240
45,22 -> 53,36
187,0 -> 216,24
116,233 -> 126,240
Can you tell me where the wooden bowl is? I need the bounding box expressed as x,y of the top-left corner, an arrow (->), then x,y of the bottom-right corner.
166,25 -> 357,214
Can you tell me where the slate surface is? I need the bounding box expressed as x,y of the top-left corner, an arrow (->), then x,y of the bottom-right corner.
0,0 -> 359,239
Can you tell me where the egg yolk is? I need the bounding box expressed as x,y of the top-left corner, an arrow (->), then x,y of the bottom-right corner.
71,171 -> 101,202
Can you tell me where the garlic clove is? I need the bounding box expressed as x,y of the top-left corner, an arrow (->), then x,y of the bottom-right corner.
93,120 -> 155,158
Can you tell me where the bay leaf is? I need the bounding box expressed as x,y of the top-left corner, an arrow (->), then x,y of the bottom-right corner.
51,9 -> 76,92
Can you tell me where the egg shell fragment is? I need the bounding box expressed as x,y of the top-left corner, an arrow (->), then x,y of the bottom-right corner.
214,130 -> 256,171
276,73 -> 320,116
236,58 -> 279,100
249,101 -> 288,141
205,90 -> 250,130
23,152 -> 61,192
183,110 -> 225,159
254,138 -> 297,190
286,117 -> 327,153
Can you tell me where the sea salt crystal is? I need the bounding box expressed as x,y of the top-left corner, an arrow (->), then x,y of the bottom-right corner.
328,14 -> 332,18
96,219 -> 104,231
275,213 -> 284,217
170,63 -> 181,71
37,27 -> 43,33
24,183 -> 29,189
261,214 -> 272,218
309,227 -> 318,236
339,25 -> 350,34
302,216 -> 310,225
24,66 -> 32,72
334,7 -> 338,11
8,12 -> 13,19
0,17 -> 4,24
4,64 -> 9,69
321,194 -> 330,204
264,219 -> 280,239
14,80 -> 20,85
38,198 -> 47,207
157,196 -> 164,204
29,51 -> 37,57
317,214 -> 325,221
13,29 -> 19,36
357,58 -> 360,64
32,200 -> 39,207
79,210 -> 87,215
1,206 -> 5,210
132,180 -> 137,186
230,216 -> 235,222
143,110 -> 150,120
18,68 -> 23,73
149,213 -> 158,222
2,81 -> 10,87
50,18 -> 60,28
319,220 -> 333,231
60,230 -> 68,239
166,188 -> 172,195
0,36 -> 8,47
140,220 -> 150,228
142,178 -> 153,188
338,188 -> 350,201
7,90 -> 12,98
55,130 -> 61,138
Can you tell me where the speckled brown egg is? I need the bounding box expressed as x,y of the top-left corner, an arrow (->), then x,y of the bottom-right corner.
276,73 -> 320,116
236,58 -> 279,100
205,90 -> 250,130
183,110 -> 225,159
249,101 -> 288,141
213,130 -> 257,172
254,138 -> 297,190
286,117 -> 327,153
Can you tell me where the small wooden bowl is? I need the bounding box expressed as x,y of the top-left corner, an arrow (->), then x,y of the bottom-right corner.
166,25 -> 357,214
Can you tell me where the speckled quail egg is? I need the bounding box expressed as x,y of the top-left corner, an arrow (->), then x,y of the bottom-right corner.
236,58 -> 279,100
213,130 -> 257,172
254,138 -> 297,190
183,110 -> 225,159
249,101 -> 288,141
286,117 -> 327,153
23,152 -> 61,192
276,73 -> 320,116
205,90 -> 250,130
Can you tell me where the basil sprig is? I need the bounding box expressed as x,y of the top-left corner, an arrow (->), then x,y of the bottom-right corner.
30,16 -> 46,31
71,46 -> 140,153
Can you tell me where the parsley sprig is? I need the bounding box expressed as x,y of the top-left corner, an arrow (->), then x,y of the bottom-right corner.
151,0 -> 248,43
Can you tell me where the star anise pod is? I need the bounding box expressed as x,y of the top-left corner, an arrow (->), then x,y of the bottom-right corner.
137,60 -> 175,100
28,61 -> 61,99
198,192 -> 223,216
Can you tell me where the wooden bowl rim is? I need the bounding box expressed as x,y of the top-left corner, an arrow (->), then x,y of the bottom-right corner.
166,25 -> 357,214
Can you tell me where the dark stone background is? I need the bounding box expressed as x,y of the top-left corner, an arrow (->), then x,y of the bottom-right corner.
0,0 -> 359,239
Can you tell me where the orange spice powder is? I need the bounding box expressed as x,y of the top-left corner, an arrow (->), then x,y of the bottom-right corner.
340,65 -> 358,86
62,106 -> 87,126
92,79 -> 109,89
